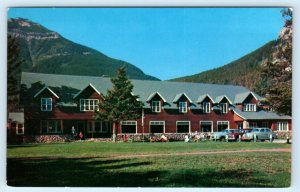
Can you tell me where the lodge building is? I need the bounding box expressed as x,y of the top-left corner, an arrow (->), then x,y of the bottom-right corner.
16,72 -> 291,139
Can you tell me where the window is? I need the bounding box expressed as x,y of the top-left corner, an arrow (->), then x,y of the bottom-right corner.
80,99 -> 99,111
277,122 -> 288,131
217,121 -> 229,131
16,123 -> 24,135
40,120 -> 62,133
121,121 -> 137,134
41,98 -> 52,111
243,104 -> 256,112
203,102 -> 211,113
179,102 -> 187,113
176,121 -> 190,133
151,101 -> 161,112
200,121 -> 213,132
220,103 -> 228,113
150,121 -> 165,133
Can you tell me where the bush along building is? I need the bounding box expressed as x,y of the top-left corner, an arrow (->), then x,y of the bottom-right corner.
18,72 -> 291,142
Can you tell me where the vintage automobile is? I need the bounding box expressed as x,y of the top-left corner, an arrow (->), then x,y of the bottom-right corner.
242,128 -> 276,142
212,129 -> 240,141
227,129 -> 252,141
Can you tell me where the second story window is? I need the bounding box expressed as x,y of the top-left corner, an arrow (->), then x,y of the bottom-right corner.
80,99 -> 99,111
243,104 -> 256,112
41,98 -> 52,111
203,102 -> 211,113
220,103 -> 228,113
151,101 -> 161,112
179,102 -> 187,113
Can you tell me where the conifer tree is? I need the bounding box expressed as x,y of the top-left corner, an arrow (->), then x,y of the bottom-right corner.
7,35 -> 23,112
261,8 -> 292,115
95,67 -> 144,142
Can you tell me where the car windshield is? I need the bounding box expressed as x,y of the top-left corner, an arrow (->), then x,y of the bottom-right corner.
252,128 -> 259,132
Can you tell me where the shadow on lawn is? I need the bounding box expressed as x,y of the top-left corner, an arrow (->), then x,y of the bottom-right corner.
7,157 -> 273,187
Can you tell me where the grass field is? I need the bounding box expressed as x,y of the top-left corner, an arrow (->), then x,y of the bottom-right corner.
7,142 -> 291,187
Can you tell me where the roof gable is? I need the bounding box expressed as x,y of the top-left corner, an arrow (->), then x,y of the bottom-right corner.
73,83 -> 101,99
215,95 -> 233,104
234,92 -> 261,104
197,94 -> 215,103
33,86 -> 59,99
173,93 -> 193,103
146,92 -> 167,103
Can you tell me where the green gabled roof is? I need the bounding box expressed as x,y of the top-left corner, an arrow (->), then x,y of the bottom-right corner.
234,92 -> 263,104
215,95 -> 233,104
21,72 -> 259,108
231,107 -> 291,120
197,94 -> 215,103
173,93 -> 193,103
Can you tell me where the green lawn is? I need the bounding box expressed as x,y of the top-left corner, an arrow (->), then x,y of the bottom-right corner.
7,142 -> 291,187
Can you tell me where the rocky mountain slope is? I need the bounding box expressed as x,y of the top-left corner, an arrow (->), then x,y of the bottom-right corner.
8,17 -> 159,80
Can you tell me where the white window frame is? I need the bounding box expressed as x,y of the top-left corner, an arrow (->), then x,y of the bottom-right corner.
220,103 -> 228,114
149,121 -> 165,133
121,121 -> 137,134
243,103 -> 257,112
80,99 -> 99,111
176,121 -> 191,133
277,121 -> 289,131
203,102 -> 211,113
151,101 -> 161,112
41,97 -> 52,111
179,102 -> 187,113
16,123 -> 24,135
199,121 -> 213,133
217,121 -> 230,131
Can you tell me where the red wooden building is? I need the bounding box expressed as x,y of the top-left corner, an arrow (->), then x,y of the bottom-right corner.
20,72 -> 292,138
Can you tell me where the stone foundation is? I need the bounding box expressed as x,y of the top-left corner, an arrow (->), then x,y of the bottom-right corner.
21,133 -> 189,143
21,131 -> 292,143
274,131 -> 292,139
22,135 -> 74,143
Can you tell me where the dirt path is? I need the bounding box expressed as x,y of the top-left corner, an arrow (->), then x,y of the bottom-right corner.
9,148 -> 291,161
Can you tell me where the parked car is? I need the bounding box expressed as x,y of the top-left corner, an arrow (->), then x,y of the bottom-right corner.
242,128 -> 276,142
227,129 -> 252,141
212,129 -> 239,141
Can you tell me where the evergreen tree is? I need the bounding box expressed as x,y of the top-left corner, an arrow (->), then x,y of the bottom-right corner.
95,67 -> 144,142
7,35 -> 23,112
260,8 -> 292,115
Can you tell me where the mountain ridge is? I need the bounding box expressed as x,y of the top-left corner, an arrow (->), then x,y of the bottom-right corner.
170,40 -> 277,93
8,17 -> 159,81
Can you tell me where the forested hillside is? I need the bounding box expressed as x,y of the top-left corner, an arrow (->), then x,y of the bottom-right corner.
171,40 -> 277,94
8,17 -> 159,81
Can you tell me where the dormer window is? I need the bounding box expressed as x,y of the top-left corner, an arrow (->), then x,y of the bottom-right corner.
203,102 -> 211,113
41,98 -> 52,111
243,103 -> 256,112
80,99 -> 99,111
152,101 -> 161,112
179,102 -> 187,113
220,103 -> 228,113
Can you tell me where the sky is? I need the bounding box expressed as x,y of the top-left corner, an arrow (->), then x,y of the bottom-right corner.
8,7 -> 285,80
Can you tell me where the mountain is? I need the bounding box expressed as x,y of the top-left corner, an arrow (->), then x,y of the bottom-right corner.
170,40 -> 277,93
8,17 -> 159,80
